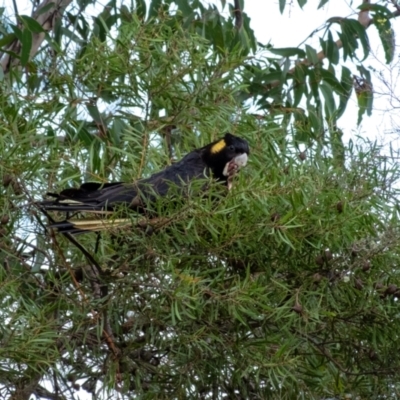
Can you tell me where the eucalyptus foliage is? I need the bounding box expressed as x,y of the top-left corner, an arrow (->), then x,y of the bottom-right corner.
1,0 -> 400,398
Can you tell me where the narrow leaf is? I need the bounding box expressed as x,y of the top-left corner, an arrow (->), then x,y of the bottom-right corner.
320,82 -> 336,119
36,2 -> 56,15
337,66 -> 353,119
86,105 -> 103,124
279,0 -> 286,13
347,19 -> 369,60
321,31 -> 339,65
320,69 -> 345,95
358,3 -> 393,16
305,44 -> 319,65
297,0 -> 307,9
149,0 -> 162,18
0,33 -> 17,49
374,15 -> 395,64
269,47 -> 306,58
20,29 -> 32,67
20,15 -> 45,33
318,0 -> 329,9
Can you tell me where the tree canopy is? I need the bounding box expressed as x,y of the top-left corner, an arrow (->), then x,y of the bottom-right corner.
1,0 -> 400,398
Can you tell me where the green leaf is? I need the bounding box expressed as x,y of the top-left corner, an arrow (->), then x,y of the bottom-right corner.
355,66 -> 373,125
36,2 -> 56,15
93,16 -> 107,41
0,33 -> 17,49
320,82 -> 336,119
135,0 -> 147,19
242,10 -> 257,53
86,105 -> 103,124
305,44 -> 319,65
338,20 -> 357,61
358,3 -> 393,16
329,126 -> 345,167
319,69 -> 344,95
19,15 -> 45,33
318,0 -> 329,9
327,16 -> 343,25
337,66 -> 353,119
111,117 -> 126,146
293,65 -> 307,107
76,126 -> 94,146
60,26 -> 83,45
356,89 -> 373,125
278,0 -> 286,13
10,24 -> 23,41
339,19 -> 369,60
320,31 -> 339,65
20,29 -> 32,67
297,0 -> 307,8
269,47 -> 306,58
175,0 -> 194,16
308,106 -> 323,136
148,0 -> 162,18
307,69 -> 320,103
374,15 -> 394,64
348,20 -> 369,60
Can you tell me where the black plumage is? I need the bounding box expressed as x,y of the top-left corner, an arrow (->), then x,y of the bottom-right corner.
38,133 -> 249,234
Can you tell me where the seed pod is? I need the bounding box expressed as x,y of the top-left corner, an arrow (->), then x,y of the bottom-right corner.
369,350 -> 377,360
292,304 -> 303,314
385,284 -> 398,296
354,278 -> 364,290
362,260 -> 371,272
312,273 -> 322,283
12,181 -> 22,195
2,174 -> 12,188
324,249 -> 333,262
0,215 -> 9,225
315,255 -> 325,266
270,212 -> 280,223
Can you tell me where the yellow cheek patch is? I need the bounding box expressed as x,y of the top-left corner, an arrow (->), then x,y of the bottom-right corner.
210,139 -> 226,154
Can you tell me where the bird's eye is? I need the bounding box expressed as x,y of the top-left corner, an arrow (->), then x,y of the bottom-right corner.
228,145 -> 235,151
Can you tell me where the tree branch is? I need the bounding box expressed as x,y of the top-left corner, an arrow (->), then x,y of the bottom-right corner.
233,0 -> 242,30
0,0 -> 72,75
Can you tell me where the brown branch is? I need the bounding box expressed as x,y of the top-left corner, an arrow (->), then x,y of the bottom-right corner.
233,0 -> 242,30
9,374 -> 42,400
392,0 -> 400,14
1,0 -> 72,75
11,0 -> 19,22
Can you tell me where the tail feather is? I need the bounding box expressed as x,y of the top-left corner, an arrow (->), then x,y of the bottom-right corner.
50,218 -> 132,235
43,204 -> 113,213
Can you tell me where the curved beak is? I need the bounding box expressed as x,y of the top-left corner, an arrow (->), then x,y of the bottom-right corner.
223,153 -> 249,177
